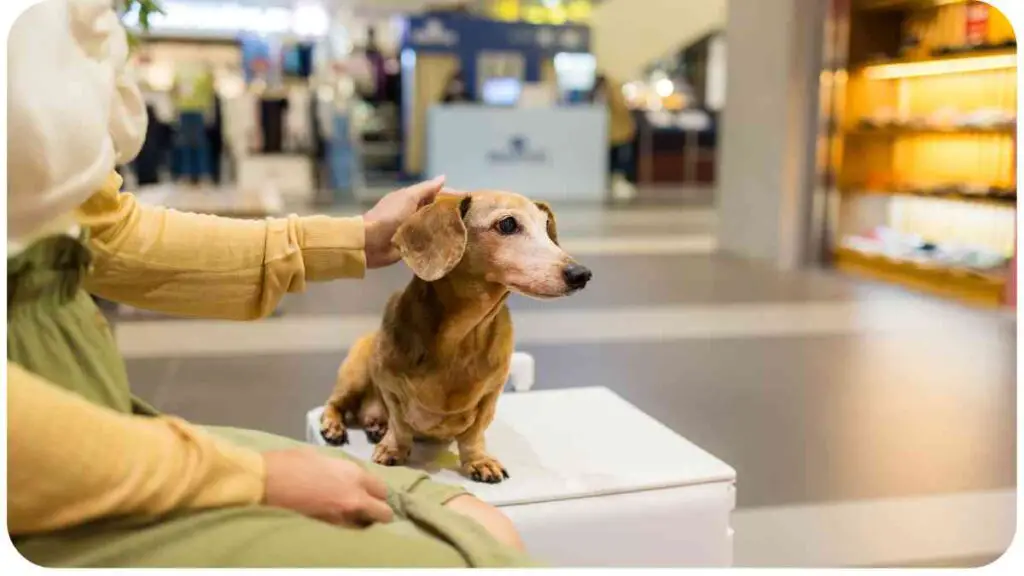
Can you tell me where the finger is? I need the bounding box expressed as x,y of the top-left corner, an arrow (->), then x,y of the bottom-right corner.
403,175 -> 445,206
361,473 -> 389,501
357,495 -> 395,525
439,186 -> 468,197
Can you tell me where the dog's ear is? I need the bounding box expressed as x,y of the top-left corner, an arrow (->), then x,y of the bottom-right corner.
535,201 -> 559,245
392,195 -> 471,281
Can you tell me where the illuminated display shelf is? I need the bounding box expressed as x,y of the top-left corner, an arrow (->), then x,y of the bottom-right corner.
856,48 -> 1016,79
829,1 -> 1017,306
839,187 -> 1017,207
843,124 -> 1016,137
855,0 -> 968,12
833,247 -> 1007,307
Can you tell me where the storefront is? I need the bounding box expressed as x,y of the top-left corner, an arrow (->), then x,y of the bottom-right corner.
818,0 -> 1017,308
630,31 -> 725,190
120,0 -> 332,205
399,11 -> 601,193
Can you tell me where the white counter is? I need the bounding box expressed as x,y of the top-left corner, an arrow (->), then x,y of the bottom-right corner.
426,105 -> 608,202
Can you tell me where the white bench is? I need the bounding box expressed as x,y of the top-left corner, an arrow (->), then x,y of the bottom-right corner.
305,357 -> 736,567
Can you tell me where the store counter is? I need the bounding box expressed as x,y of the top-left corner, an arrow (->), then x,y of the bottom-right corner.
426,105 -> 607,202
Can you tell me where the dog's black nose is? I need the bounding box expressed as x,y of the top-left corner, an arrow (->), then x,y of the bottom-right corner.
563,264 -> 592,290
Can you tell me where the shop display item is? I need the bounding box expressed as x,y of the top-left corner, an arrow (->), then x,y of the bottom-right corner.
856,107 -> 1016,131
319,193 -> 591,483
872,182 -> 1017,204
259,95 -> 289,153
841,226 -> 1008,273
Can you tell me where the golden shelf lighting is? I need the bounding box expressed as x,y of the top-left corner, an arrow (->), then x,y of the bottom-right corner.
862,51 -> 1016,80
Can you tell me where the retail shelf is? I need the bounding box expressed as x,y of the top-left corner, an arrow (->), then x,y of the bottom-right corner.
843,124 -> 1016,137
839,187 -> 1017,207
833,247 -> 1007,306
856,48 -> 1016,79
854,0 -> 965,12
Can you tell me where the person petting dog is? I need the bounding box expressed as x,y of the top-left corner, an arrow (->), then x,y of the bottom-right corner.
7,0 -> 532,567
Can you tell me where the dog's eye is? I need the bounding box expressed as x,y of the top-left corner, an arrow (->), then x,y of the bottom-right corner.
495,217 -> 519,235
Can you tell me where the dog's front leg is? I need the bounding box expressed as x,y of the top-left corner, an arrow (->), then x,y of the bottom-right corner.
372,392 -> 414,466
456,390 -> 508,484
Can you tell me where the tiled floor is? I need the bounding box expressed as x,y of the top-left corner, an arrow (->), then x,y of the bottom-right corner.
110,202 -> 1016,567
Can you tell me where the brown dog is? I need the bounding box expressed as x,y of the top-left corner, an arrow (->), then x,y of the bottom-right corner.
319,190 -> 591,483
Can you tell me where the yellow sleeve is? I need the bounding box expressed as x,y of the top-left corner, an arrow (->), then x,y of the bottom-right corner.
77,173 -> 366,320
6,363 -> 266,536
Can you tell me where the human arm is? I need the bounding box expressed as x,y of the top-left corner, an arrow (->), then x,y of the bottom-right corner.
77,173 -> 367,320
78,173 -> 447,320
6,362 -> 266,536
445,494 -> 525,551
7,363 -> 401,534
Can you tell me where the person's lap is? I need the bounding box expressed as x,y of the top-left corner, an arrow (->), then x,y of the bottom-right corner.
13,426 -> 531,568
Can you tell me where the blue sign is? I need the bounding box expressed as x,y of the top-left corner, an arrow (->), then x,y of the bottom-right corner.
404,13 -> 590,54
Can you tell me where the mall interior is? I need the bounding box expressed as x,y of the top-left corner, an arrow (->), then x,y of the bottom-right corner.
6,0 -> 1020,569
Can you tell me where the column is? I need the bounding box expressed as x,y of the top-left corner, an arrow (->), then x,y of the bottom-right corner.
716,0 -> 827,269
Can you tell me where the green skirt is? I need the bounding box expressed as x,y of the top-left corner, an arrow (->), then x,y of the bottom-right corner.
7,235 -> 533,567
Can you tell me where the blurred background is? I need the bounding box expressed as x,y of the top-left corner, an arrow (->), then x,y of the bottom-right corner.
109,0 -> 1015,567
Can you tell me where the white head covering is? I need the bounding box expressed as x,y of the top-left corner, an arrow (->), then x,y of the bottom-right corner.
6,0 -> 147,246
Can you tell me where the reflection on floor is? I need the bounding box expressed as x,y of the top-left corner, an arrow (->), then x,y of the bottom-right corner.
112,204 -> 1016,568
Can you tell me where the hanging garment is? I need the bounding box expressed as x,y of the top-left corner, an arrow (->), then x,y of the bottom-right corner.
172,69 -> 215,114
285,88 -> 312,152
175,111 -> 211,182
132,104 -> 169,186
259,97 -> 289,153
206,97 -> 224,184
223,91 -> 258,159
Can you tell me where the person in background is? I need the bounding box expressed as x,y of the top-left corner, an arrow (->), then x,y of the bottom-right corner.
441,68 -> 471,104
7,0 -> 532,567
589,73 -> 638,202
171,61 -> 216,187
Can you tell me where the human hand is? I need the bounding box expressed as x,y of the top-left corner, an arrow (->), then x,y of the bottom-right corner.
262,448 -> 393,527
362,176 -> 449,269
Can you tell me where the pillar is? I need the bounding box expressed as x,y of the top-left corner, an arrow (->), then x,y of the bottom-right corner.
716,0 -> 828,269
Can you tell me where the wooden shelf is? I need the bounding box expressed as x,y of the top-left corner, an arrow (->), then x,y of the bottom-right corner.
833,247 -> 1007,306
844,124 -> 1016,137
839,187 -> 1017,207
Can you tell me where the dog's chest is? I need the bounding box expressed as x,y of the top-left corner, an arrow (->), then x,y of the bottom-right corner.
404,401 -> 476,438
377,353 -> 510,438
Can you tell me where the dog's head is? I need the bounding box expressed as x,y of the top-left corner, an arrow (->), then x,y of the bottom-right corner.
392,190 -> 591,298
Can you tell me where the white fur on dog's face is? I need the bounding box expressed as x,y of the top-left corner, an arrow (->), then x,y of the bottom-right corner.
458,192 -> 577,298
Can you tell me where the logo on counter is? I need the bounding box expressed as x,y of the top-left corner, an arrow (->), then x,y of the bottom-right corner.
560,29 -> 584,50
411,18 -> 458,47
536,28 -> 557,48
487,136 -> 548,164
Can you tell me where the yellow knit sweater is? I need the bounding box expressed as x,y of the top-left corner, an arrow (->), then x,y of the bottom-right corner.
7,174 -> 367,535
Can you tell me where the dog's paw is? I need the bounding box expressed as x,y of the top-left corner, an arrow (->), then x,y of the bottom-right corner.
319,413 -> 349,446
372,443 -> 410,467
463,456 -> 509,484
364,420 -> 388,444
